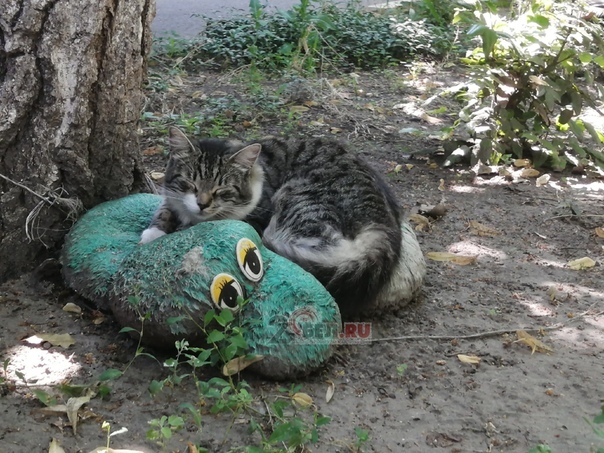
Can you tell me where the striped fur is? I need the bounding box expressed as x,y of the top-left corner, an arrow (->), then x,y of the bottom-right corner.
142,127 -> 403,315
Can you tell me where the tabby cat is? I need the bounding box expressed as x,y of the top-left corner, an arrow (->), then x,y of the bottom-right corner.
141,127 -> 402,316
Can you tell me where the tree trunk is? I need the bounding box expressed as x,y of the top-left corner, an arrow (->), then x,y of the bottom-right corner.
0,0 -> 155,282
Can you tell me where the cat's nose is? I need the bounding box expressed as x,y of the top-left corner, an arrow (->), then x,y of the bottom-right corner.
197,193 -> 211,211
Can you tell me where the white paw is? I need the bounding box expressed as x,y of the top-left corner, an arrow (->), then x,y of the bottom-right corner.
139,227 -> 166,244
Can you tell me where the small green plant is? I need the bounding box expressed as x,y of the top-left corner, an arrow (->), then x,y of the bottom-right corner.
586,405 -> 604,452
353,426 -> 370,451
100,421 -> 129,451
452,0 -> 604,171
527,445 -> 553,453
396,363 -> 408,377
248,396 -> 331,452
146,414 -> 185,448
142,299 -> 331,451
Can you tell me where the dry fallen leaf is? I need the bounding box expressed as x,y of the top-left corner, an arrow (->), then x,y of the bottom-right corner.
419,203 -> 448,219
567,257 -> 596,270
25,334 -> 75,348
499,167 -> 513,178
520,168 -> 540,178
325,380 -> 335,403
222,355 -> 264,376
292,392 -> 313,408
515,330 -> 553,354
393,164 -> 403,173
405,164 -> 414,170
473,163 -> 499,175
141,146 -> 163,156
536,174 -> 550,187
595,227 -> 604,238
468,220 -> 501,237
38,396 -> 92,436
513,159 -> 531,167
409,214 -> 431,232
438,179 -> 445,191
457,354 -> 481,365
426,252 -> 477,266
191,90 -> 206,100
49,438 -> 66,453
289,105 -> 309,114
62,303 -> 82,314
546,286 -> 558,301
66,395 -> 91,435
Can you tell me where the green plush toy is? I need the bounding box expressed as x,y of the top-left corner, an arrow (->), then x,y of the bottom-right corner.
62,194 -> 426,379
62,194 -> 341,379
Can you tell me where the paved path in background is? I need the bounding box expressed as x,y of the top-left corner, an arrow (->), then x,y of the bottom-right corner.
152,0 -> 393,37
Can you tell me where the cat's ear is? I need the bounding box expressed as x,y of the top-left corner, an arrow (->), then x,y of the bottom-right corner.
168,126 -> 195,156
228,144 -> 261,170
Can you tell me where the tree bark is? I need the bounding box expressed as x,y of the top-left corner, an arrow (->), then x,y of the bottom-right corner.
0,0 -> 155,281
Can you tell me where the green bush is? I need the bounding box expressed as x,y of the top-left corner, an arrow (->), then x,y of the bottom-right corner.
451,0 -> 604,171
198,0 -> 454,71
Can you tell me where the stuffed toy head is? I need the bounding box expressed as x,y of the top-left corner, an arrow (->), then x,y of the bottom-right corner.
62,194 -> 341,379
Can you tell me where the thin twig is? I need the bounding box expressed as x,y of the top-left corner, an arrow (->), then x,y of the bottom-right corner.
544,213 -> 604,222
369,326 -> 560,343
369,309 -> 603,343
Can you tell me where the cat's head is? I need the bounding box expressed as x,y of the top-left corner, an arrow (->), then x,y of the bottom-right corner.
163,127 -> 264,222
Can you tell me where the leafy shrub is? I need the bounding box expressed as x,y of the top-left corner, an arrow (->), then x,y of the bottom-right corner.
198,0 -> 454,71
409,0 -> 464,27
451,0 -> 604,171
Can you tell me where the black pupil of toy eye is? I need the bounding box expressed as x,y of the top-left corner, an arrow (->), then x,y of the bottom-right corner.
220,280 -> 239,308
244,248 -> 261,275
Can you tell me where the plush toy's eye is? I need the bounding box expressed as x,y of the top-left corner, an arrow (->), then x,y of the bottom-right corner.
236,238 -> 264,282
210,273 -> 243,312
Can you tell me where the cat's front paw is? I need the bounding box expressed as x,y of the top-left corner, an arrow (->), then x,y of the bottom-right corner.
139,227 -> 167,244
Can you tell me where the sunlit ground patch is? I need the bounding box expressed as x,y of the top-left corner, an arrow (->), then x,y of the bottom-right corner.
5,345 -> 82,386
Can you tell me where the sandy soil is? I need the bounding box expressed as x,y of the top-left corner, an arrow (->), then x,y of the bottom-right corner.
1,64 -> 603,453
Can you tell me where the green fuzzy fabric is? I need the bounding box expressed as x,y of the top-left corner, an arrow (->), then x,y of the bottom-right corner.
62,194 -> 161,307
62,194 -> 341,379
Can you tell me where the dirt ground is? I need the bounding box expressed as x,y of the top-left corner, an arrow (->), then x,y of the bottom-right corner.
1,63 -> 603,453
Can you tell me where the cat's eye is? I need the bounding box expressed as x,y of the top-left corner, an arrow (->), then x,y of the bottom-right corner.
236,238 -> 264,282
210,273 -> 243,313
214,187 -> 236,201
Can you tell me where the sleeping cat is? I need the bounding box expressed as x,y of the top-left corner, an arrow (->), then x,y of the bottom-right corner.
141,127 -> 402,316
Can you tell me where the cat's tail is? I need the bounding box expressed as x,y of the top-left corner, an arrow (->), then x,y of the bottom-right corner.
263,224 -> 401,316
